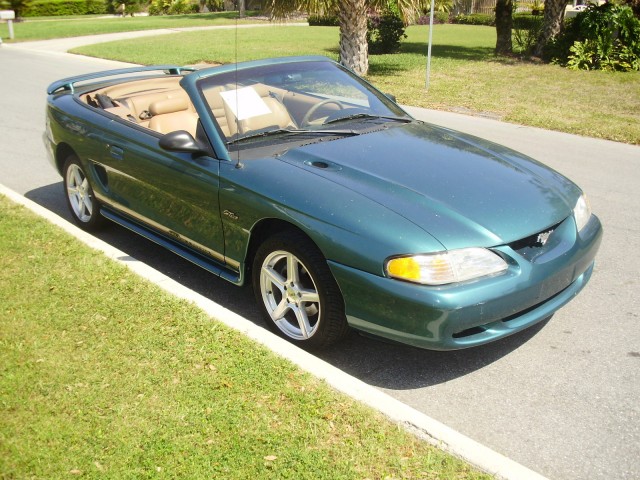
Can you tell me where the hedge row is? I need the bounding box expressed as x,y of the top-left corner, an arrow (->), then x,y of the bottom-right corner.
309,12 -> 498,28
308,15 -> 339,26
513,13 -> 545,29
450,13 -> 495,26
22,0 -> 107,17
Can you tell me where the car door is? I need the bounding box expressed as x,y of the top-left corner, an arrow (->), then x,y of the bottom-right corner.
96,118 -> 226,266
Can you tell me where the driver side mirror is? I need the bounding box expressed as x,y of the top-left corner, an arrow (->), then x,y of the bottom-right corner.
159,130 -> 208,156
385,93 -> 397,103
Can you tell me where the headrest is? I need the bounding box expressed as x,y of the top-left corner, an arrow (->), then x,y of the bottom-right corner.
149,96 -> 190,116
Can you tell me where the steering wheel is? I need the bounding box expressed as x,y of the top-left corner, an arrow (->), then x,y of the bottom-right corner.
301,99 -> 345,127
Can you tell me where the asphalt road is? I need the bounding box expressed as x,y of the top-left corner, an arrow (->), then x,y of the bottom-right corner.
1,42 -> 639,480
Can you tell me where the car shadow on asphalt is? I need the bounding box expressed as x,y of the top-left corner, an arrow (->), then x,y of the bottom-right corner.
27,182 -> 549,391
317,320 -> 548,389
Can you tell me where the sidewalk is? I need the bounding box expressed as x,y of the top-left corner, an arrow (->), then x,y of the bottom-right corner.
2,22 -> 307,53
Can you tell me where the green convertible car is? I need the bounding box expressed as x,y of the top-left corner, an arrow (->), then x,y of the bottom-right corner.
45,56 -> 602,350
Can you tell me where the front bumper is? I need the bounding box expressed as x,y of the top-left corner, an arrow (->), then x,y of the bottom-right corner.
329,214 -> 603,350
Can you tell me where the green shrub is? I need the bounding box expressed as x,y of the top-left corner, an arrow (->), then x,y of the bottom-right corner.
308,15 -> 339,26
513,13 -> 543,54
22,0 -> 107,16
205,0 -> 224,12
148,0 -> 197,15
367,10 -> 407,54
436,11 -> 449,23
168,0 -> 196,14
416,12 -> 450,24
85,0 -> 106,13
621,0 -> 640,17
452,13 -> 495,26
148,0 -> 171,15
549,3 -> 640,71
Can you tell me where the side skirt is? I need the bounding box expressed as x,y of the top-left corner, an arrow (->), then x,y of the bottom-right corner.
100,207 -> 242,285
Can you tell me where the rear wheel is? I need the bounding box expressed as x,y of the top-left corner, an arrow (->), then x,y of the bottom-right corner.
63,155 -> 105,231
252,230 -> 350,349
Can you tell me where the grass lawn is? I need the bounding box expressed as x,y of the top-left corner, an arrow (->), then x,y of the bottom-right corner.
71,24 -> 640,144
0,11 -> 269,41
0,195 -> 490,479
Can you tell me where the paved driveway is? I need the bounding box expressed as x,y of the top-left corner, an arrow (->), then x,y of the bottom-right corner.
1,41 -> 639,480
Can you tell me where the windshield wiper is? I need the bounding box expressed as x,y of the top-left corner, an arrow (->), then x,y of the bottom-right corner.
322,113 -> 413,126
226,128 -> 359,145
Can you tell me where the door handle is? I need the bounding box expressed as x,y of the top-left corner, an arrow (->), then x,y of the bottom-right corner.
109,145 -> 124,160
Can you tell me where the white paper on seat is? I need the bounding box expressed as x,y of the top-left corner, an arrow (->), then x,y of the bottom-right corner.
220,87 -> 272,121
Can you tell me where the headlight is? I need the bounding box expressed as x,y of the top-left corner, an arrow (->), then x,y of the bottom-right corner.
573,193 -> 592,232
386,248 -> 508,285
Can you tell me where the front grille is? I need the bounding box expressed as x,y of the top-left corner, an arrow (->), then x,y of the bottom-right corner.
508,220 -> 562,260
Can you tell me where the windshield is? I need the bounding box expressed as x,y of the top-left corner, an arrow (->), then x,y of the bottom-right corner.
196,60 -> 410,150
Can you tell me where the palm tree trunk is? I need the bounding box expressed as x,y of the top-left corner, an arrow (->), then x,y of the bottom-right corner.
495,0 -> 513,55
337,0 -> 369,75
532,0 -> 569,58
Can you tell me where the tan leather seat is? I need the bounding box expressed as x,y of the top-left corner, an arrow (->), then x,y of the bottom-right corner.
104,105 -> 137,123
237,85 -> 296,134
118,88 -> 192,120
148,97 -> 199,137
204,84 -> 296,139
203,85 -> 237,138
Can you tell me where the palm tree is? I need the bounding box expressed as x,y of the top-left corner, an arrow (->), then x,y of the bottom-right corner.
532,0 -> 569,58
495,0 -> 513,55
268,0 -> 424,75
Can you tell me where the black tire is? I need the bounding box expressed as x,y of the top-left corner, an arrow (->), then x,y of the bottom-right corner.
252,230 -> 350,349
62,155 -> 105,231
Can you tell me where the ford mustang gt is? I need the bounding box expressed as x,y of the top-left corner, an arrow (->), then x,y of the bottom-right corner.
44,56 -> 602,350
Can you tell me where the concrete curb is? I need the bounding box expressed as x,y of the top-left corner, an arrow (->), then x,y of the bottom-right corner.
1,183 -> 548,480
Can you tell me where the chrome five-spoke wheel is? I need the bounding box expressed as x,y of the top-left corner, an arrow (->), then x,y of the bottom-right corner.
252,230 -> 350,349
62,155 -> 104,231
260,250 -> 321,340
66,163 -> 93,222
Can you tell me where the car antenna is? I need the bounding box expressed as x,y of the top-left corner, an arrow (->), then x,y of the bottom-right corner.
233,7 -> 242,169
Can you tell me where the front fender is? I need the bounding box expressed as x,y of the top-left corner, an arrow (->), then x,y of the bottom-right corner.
218,157 -> 444,277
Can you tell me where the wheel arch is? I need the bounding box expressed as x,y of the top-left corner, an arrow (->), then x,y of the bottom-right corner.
245,218 -> 313,278
54,142 -> 77,175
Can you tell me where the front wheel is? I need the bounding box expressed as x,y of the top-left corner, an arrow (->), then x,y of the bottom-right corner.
63,155 -> 105,231
252,230 -> 350,349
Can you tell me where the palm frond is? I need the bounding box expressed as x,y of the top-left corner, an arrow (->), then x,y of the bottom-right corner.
267,0 -> 339,18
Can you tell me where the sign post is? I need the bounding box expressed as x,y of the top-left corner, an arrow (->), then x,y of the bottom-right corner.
425,0 -> 435,89
0,10 -> 16,41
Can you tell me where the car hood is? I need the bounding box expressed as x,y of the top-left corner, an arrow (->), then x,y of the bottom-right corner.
279,122 -> 581,250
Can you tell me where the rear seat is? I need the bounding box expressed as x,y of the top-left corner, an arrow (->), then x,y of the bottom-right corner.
118,88 -> 194,121
147,96 -> 199,137
104,105 -> 137,123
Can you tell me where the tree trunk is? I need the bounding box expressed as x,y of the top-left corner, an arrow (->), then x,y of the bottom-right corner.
239,0 -> 245,18
495,0 -> 513,55
338,0 -> 369,75
532,0 -> 569,58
